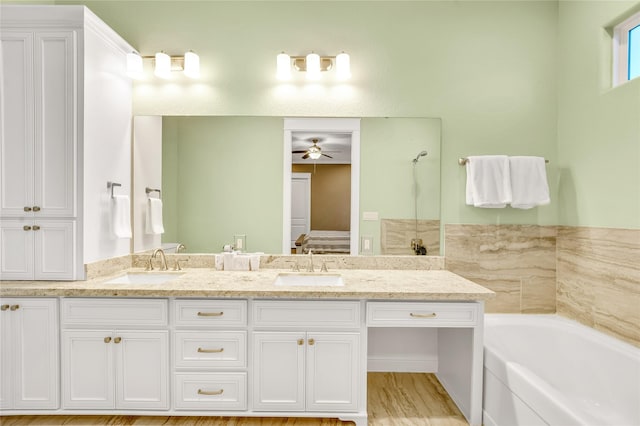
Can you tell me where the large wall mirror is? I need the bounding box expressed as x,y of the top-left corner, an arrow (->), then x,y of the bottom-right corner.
133,116 -> 442,256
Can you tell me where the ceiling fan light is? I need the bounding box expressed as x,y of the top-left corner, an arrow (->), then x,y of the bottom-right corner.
309,151 -> 322,160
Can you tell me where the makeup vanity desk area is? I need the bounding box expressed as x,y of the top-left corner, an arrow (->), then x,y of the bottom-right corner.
0,268 -> 494,426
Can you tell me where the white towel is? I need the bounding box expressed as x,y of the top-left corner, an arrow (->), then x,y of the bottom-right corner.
145,198 -> 165,234
509,156 -> 550,209
110,195 -> 132,239
465,155 -> 512,208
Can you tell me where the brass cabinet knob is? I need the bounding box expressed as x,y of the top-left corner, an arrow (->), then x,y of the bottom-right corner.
114,337 -> 122,344
297,338 -> 304,346
23,226 -> 32,231
10,305 -> 19,311
32,225 -> 40,231
32,206 -> 41,212
24,206 -> 32,212
308,338 -> 315,346
104,337 -> 112,343
1,305 -> 10,311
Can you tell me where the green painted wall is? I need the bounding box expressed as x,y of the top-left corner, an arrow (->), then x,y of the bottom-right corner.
557,1 -> 640,228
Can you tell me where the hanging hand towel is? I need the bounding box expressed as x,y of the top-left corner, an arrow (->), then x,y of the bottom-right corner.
509,156 -> 550,209
111,195 -> 132,239
465,155 -> 512,208
145,197 -> 165,234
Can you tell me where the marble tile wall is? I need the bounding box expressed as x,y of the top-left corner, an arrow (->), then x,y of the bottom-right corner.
444,224 -> 557,313
380,219 -> 440,256
556,226 -> 640,347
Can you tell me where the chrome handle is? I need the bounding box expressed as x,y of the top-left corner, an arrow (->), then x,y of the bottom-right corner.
197,311 -> 223,317
410,312 -> 437,318
197,347 -> 224,353
24,206 -> 32,212
198,389 -> 223,396
297,338 -> 304,346
174,259 -> 188,271
308,338 -> 315,346
114,337 -> 122,344
104,337 -> 112,343
10,305 -> 19,311
32,206 -> 41,212
1,305 -> 10,311
32,225 -> 40,231
23,226 -> 32,231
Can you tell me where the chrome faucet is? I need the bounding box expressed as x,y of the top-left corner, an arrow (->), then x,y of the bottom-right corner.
176,243 -> 186,253
151,248 -> 168,271
307,250 -> 314,272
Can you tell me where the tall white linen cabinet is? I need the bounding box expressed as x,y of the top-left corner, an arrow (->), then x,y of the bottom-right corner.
0,5 -> 134,280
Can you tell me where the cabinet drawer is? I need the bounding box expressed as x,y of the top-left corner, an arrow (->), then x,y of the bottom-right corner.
174,331 -> 246,368
367,302 -> 479,327
174,373 -> 247,411
61,298 -> 168,327
173,299 -> 247,327
252,301 -> 361,328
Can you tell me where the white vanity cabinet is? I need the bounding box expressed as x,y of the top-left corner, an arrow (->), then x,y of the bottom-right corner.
60,299 -> 170,410
172,299 -> 248,411
0,5 -> 135,280
0,298 -> 59,410
251,301 -> 364,414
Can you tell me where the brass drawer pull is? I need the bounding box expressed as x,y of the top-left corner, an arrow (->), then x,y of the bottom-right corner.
198,388 -> 223,396
104,337 -> 112,343
32,225 -> 40,231
32,206 -> 41,212
197,347 -> 224,353
10,305 -> 19,311
410,312 -> 437,318
308,338 -> 315,346
114,337 -> 122,344
23,226 -> 32,231
24,206 -> 32,212
1,305 -> 10,311
197,311 -> 224,317
297,338 -> 304,346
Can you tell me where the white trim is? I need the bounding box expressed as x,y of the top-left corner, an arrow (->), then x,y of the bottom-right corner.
283,118 -> 361,255
613,11 -> 640,86
291,172 -> 311,249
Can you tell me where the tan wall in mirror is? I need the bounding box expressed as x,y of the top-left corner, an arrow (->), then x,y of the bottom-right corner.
292,164 -> 351,231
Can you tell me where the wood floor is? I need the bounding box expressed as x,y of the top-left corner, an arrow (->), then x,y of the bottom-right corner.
0,373 -> 468,426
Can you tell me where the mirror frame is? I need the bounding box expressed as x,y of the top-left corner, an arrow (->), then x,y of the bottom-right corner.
282,118 -> 361,255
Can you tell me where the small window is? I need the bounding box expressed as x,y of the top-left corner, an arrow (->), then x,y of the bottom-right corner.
613,12 -> 640,85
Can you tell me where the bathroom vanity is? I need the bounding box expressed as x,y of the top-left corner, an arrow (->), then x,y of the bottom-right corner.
0,268 -> 493,425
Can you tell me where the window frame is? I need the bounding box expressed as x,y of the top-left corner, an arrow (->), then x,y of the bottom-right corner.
613,11 -> 640,86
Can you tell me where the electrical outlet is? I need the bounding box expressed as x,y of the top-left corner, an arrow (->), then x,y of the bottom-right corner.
361,236 -> 374,255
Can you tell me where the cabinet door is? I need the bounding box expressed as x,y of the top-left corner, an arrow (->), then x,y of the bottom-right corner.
306,332 -> 360,412
252,332 -> 305,412
0,219 -> 34,280
12,299 -> 59,409
33,31 -> 76,217
0,32 -> 34,217
115,330 -> 169,410
33,220 -> 75,280
62,330 -> 115,409
0,302 -> 13,409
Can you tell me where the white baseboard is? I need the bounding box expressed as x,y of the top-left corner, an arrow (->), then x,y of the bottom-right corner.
367,356 -> 437,373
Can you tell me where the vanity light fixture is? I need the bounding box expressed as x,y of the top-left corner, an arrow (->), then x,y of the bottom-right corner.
276,51 -> 351,80
126,50 -> 201,79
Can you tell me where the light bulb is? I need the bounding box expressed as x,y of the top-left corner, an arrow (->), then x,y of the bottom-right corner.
154,52 -> 171,79
306,52 -> 321,80
184,51 -> 200,78
336,52 -> 351,80
276,52 -> 291,80
126,52 -> 143,79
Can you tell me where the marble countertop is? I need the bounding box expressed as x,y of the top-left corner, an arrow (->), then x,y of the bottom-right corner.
0,268 -> 494,301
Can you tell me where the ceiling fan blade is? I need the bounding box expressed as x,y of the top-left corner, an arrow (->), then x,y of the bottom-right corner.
292,150 -> 308,153
302,153 -> 310,159
321,153 -> 333,158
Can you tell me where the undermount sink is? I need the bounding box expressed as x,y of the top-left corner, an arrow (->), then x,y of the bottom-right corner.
273,273 -> 344,287
104,272 -> 184,285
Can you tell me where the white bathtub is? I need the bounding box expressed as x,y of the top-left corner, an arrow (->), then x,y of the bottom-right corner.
483,314 -> 640,426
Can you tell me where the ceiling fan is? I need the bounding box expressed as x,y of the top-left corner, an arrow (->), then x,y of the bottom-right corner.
292,138 -> 333,160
